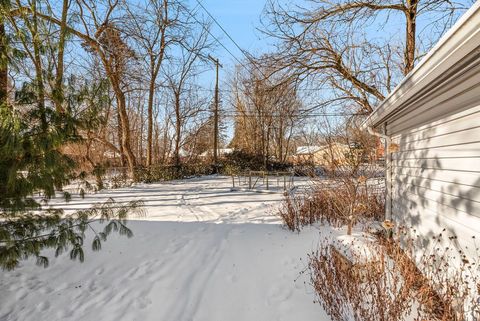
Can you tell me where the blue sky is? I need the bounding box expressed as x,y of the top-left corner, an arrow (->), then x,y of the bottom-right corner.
187,0 -> 474,140
186,0 -> 269,89
187,0 -> 473,92
191,0 -> 268,60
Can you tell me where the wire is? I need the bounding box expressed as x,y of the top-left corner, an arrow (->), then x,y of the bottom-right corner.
194,0 -> 253,61
193,0 -> 272,82
221,113 -> 362,118
176,2 -> 246,69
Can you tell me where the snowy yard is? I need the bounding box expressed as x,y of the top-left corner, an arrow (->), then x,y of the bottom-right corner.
0,176 -> 331,321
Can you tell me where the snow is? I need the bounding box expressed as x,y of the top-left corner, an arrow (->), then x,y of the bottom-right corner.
295,145 -> 322,155
0,176 -> 331,321
199,148 -> 234,157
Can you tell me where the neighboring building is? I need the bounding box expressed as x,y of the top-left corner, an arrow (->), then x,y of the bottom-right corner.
199,148 -> 234,159
292,143 -> 350,167
362,3 -> 480,254
292,145 -> 322,164
167,148 -> 190,160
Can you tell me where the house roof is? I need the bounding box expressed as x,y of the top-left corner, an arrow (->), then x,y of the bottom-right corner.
199,148 -> 234,157
362,2 -> 480,131
295,146 -> 322,155
295,143 -> 350,155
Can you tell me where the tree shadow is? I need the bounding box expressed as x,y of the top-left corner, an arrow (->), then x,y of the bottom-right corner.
389,103 -> 480,258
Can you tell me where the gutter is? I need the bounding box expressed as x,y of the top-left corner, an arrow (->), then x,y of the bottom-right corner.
367,126 -> 392,221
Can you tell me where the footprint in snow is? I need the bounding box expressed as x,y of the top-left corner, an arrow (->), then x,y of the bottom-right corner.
15,289 -> 28,300
39,285 -> 54,295
266,283 -> 293,306
38,301 -> 51,311
135,296 -> 152,309
282,257 -> 297,268
226,274 -> 238,283
95,267 -> 105,276
88,280 -> 98,292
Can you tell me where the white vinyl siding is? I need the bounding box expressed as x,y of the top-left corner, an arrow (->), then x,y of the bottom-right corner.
388,97 -> 480,253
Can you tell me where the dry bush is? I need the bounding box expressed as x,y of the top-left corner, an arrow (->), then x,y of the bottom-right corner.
279,126 -> 385,232
406,231 -> 480,320
279,177 -> 384,232
308,229 -> 480,321
308,236 -> 415,321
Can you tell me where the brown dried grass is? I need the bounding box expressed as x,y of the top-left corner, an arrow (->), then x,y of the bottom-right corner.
308,230 -> 480,321
279,178 -> 384,232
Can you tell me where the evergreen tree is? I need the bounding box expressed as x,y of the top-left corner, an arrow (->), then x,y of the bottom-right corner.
0,2 -> 142,270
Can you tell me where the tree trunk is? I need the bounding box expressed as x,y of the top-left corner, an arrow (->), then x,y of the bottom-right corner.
0,22 -> 7,106
139,98 -> 144,166
404,0 -> 418,75
116,106 -> 127,167
53,0 -> 69,113
146,77 -> 155,167
116,91 -> 136,177
174,93 -> 181,167
146,0 -> 168,166
31,2 -> 47,131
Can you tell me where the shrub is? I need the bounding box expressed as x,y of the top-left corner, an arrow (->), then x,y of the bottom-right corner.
308,229 -> 480,321
220,150 -> 266,173
308,236 -> 414,321
134,163 -> 214,183
279,178 -> 384,232
219,150 -> 292,174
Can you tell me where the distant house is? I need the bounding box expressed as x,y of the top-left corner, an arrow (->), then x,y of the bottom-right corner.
199,148 -> 234,159
167,148 -> 190,161
292,143 -> 350,167
362,3 -> 480,255
293,145 -> 322,164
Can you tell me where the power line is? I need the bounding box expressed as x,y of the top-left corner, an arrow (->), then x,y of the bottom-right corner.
176,1 -> 246,69
193,0 -> 272,82
194,0 -> 253,61
221,113 -> 363,118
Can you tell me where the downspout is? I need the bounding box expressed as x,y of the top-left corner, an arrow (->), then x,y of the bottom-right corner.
367,124 -> 392,221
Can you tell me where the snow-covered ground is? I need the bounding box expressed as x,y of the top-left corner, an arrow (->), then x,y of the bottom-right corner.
0,176 -> 331,321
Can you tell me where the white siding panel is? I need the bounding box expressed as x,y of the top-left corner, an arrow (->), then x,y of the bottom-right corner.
393,104 -> 480,138
391,196 -> 479,257
387,82 -> 480,255
392,179 -> 480,217
392,173 -> 480,201
392,127 -> 480,152
392,186 -> 480,231
392,157 -> 480,172
391,107 -> 480,144
386,62 -> 480,135
393,167 -> 480,189
391,142 -> 480,160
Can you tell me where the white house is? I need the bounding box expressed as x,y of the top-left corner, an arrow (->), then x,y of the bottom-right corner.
199,148 -> 234,158
362,3 -> 480,254
292,144 -> 350,167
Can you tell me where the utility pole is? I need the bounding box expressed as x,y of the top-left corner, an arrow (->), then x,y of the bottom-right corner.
208,55 -> 222,170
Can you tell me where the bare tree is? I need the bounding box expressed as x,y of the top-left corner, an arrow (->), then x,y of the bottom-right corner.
261,0 -> 471,114
164,23 -> 211,167
230,60 -> 302,167
69,0 -> 139,176
126,0 -> 181,167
